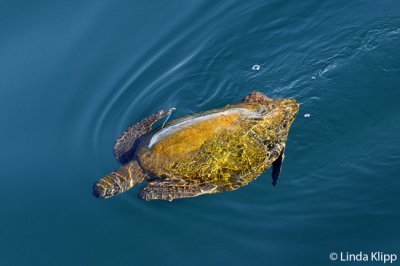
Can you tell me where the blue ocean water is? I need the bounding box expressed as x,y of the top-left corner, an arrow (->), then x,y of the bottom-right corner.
1,1 -> 400,265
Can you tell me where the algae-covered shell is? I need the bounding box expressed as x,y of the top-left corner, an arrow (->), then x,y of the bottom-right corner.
93,92 -> 299,201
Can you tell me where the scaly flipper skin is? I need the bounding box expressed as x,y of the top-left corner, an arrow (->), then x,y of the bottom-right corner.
272,147 -> 285,186
93,160 -> 148,199
139,179 -> 218,201
114,108 -> 175,164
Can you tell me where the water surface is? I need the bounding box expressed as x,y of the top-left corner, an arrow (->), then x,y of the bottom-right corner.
1,1 -> 400,265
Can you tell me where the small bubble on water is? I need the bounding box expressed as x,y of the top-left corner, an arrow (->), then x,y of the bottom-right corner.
252,65 -> 260,71
311,76 -> 316,80
304,113 -> 311,118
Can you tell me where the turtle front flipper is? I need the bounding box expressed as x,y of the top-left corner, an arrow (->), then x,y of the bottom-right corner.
139,179 -> 218,201
93,160 -> 148,199
114,108 -> 175,164
272,147 -> 285,186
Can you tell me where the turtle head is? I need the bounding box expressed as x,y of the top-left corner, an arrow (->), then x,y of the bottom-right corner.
243,91 -> 299,122
263,98 -> 300,126
275,98 -> 300,120
243,91 -> 272,104
255,96 -> 300,138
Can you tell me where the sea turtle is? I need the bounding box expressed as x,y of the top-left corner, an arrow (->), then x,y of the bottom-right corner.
93,91 -> 299,201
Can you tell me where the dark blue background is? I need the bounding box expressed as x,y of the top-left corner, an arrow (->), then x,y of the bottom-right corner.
1,1 -> 399,265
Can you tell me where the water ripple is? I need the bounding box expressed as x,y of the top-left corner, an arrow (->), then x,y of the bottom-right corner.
76,2 -> 400,233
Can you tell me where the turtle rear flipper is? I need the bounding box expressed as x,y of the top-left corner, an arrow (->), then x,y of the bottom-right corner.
139,179 -> 218,201
93,160 -> 148,199
114,108 -> 175,164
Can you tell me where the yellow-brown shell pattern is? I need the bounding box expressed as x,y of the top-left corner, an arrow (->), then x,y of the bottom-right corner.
138,99 -> 299,192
